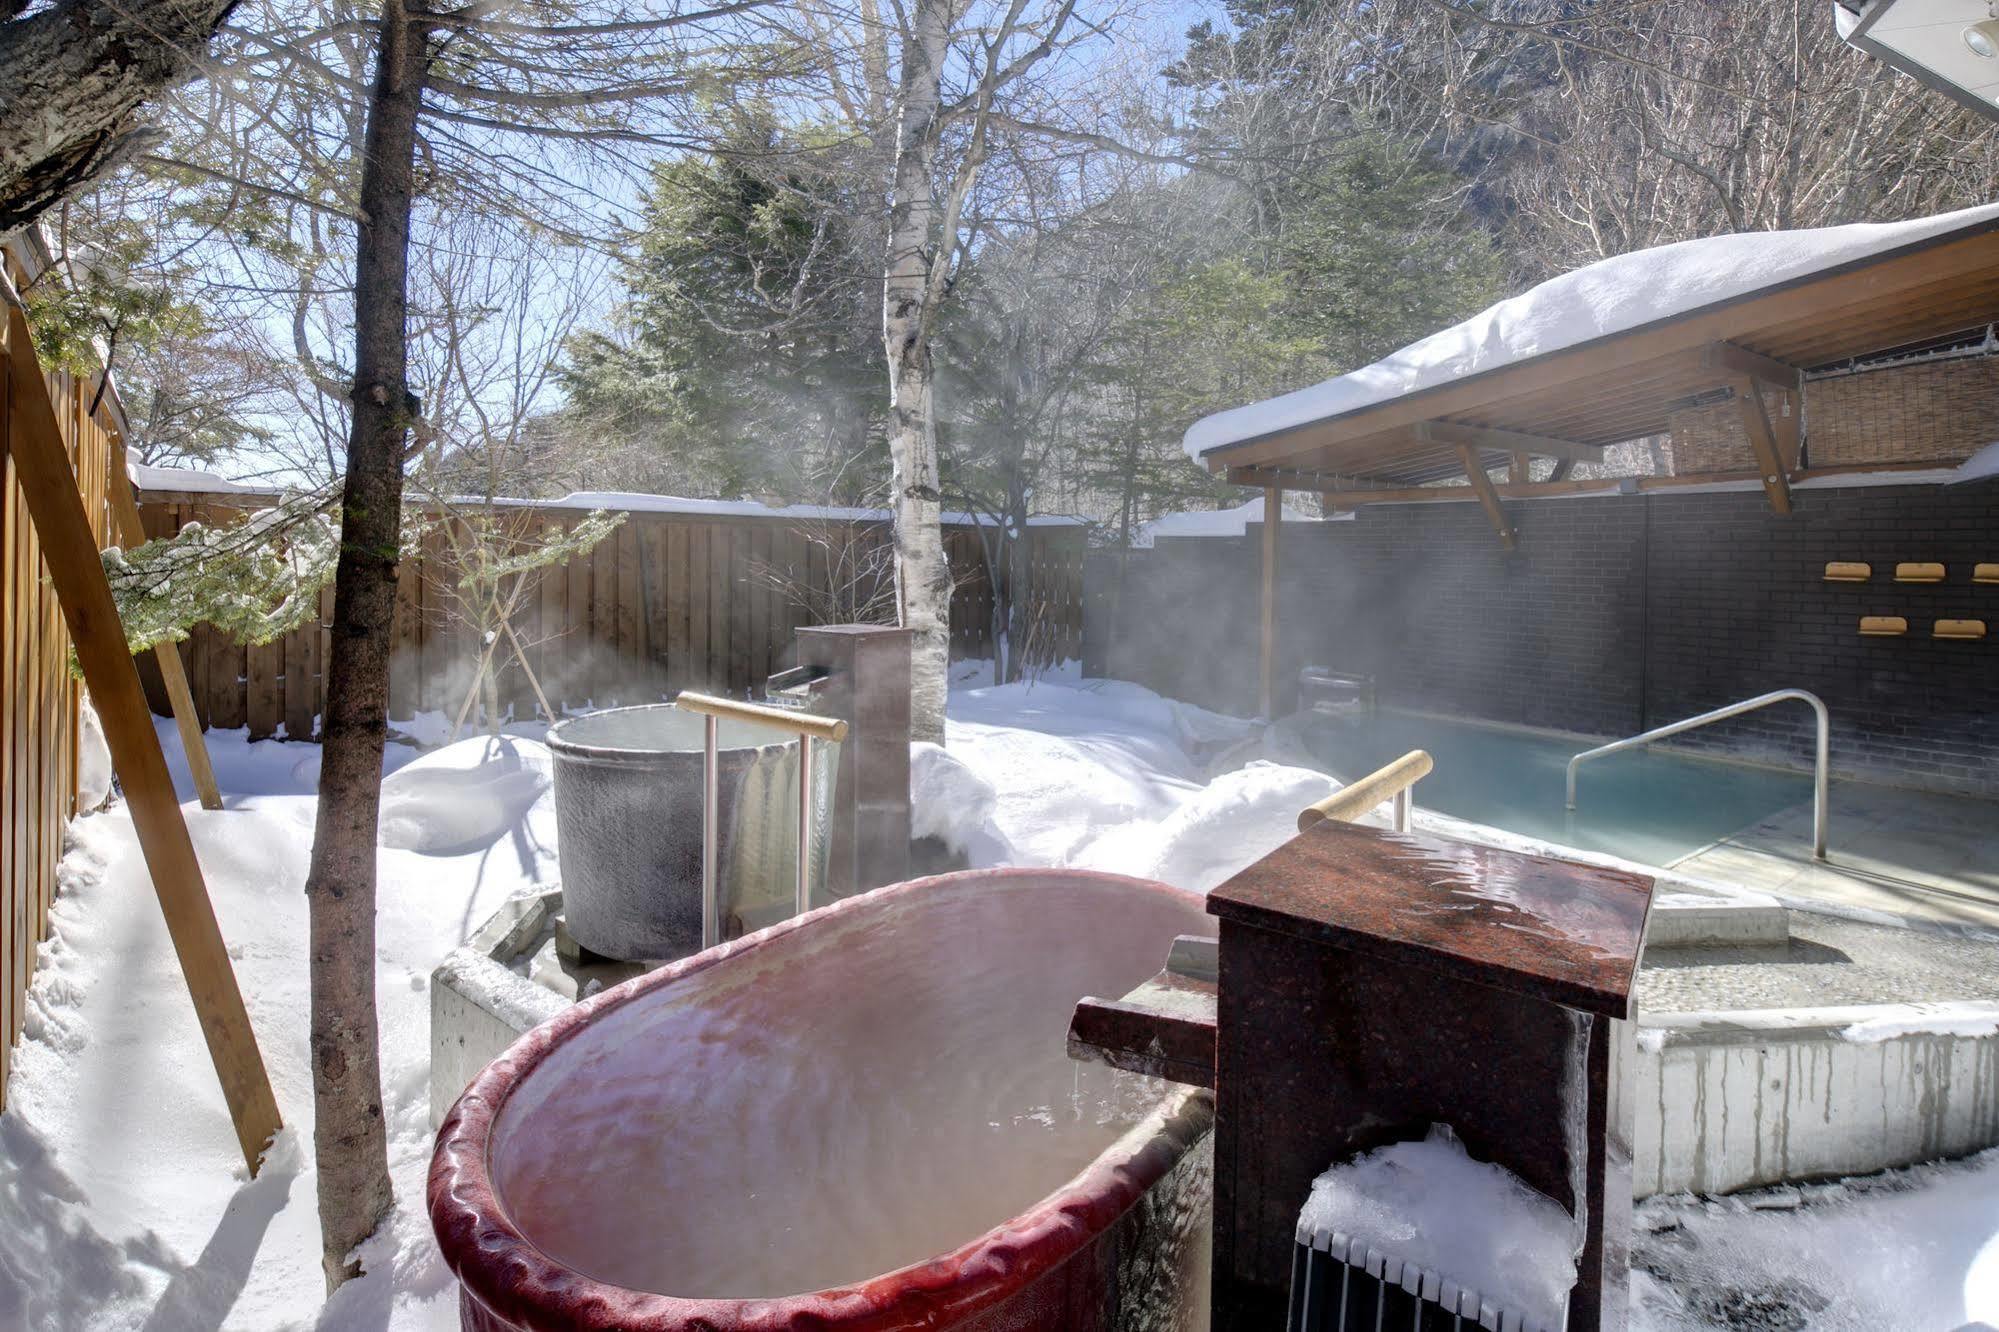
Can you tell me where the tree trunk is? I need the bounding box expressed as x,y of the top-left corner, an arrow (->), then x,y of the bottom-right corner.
1004,491 -> 1034,684
0,1 -> 240,235
881,0 -> 953,745
303,0 -> 428,1291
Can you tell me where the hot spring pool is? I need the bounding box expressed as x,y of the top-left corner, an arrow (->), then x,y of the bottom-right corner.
1301,710 -> 1815,867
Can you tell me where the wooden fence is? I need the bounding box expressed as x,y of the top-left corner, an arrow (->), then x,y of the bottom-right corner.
135,491 -> 1088,737
2,250 -> 118,1105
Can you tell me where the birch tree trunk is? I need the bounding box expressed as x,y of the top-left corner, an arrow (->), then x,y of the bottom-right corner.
881,0 -> 954,745
0,0 -> 240,235
303,0 -> 428,1290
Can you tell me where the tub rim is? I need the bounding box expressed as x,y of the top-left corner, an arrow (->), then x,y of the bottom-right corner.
427,866 -> 1217,1332
546,702 -> 797,761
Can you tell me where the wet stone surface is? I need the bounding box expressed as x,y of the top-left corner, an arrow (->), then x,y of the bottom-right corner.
1637,908 -> 1999,1012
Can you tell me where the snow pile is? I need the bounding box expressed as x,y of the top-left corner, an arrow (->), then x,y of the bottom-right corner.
909,741 -> 1000,858
376,736 -> 552,854
1186,200 -> 1999,459
0,718 -> 557,1329
941,677 -> 1328,891
1634,1151 -> 1999,1331
75,696 -> 112,813
1297,1125 -> 1576,1332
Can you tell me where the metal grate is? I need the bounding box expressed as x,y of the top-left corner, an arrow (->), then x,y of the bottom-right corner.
1288,1228 -> 1563,1332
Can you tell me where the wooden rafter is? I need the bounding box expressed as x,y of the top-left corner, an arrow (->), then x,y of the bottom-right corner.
1414,419 -> 1605,464
1732,374 -> 1793,514
1311,460 -> 1940,510
1457,447 -> 1516,549
1700,340 -> 1802,392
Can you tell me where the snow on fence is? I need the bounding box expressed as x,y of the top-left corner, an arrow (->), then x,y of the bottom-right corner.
1,260 -> 120,1109
133,488 -> 1087,737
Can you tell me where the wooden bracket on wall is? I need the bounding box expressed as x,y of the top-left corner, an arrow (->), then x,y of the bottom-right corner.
5,303 -> 280,1173
1457,447 -> 1517,549
1732,374 -> 1794,514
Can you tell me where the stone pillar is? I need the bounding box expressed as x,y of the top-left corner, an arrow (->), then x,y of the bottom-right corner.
794,625 -> 912,899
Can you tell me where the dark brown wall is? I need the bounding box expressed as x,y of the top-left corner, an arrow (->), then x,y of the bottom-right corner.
1096,482 -> 1999,798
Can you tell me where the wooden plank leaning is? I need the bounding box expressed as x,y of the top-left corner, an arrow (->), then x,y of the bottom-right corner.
5,302 -> 280,1173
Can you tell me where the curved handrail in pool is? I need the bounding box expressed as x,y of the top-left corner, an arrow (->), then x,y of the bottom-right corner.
1565,688 -> 1829,861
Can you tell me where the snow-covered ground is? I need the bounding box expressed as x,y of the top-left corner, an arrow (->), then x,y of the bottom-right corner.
2,673 -> 1997,1329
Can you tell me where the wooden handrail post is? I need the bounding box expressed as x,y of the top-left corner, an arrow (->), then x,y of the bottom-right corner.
106,447 -> 222,810
6,304 -> 280,1173
1259,485 -> 1279,718
1297,750 -> 1434,832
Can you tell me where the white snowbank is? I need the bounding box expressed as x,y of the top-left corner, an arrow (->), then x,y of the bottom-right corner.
908,741 -> 1000,858
1135,496 -> 1326,547
376,737 -> 552,854
75,696 -> 112,813
1185,200 -> 1999,459
942,677 -> 1329,891
1634,1150 -> 1999,1331
1298,1125 -> 1576,1332
0,718 -> 557,1329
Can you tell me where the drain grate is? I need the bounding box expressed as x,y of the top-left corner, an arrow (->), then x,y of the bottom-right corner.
1288,1228 -> 1564,1332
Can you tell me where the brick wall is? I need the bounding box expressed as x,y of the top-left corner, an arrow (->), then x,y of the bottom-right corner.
1103,482 -> 1999,798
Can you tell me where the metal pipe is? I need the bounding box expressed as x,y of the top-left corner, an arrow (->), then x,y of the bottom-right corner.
796,733 -> 814,918
1391,787 -> 1412,833
1565,688 -> 1830,860
675,689 -> 848,742
701,713 -> 719,949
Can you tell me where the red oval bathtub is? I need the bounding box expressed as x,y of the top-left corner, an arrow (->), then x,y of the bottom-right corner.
428,868 -> 1217,1332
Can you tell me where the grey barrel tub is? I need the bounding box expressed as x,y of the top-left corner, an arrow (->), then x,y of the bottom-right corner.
545,704 -> 839,961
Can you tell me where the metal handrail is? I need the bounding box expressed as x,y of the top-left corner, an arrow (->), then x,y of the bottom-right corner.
1565,689 -> 1829,861
676,691 -> 850,949
1298,749 -> 1433,834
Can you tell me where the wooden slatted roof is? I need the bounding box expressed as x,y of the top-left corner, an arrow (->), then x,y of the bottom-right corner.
1201,211 -> 1999,492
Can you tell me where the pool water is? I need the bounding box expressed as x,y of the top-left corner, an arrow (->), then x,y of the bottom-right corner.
1301,711 -> 1815,867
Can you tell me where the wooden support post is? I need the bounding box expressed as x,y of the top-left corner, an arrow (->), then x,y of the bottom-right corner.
5,304 -> 280,1172
1259,485 -> 1279,719
106,449 -> 222,810
1773,386 -> 1802,472
1511,451 -> 1530,484
1457,447 -> 1516,549
1733,376 -> 1793,514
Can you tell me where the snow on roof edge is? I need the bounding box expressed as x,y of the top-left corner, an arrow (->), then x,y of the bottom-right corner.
125,470 -> 1089,527
1184,200 -> 1999,462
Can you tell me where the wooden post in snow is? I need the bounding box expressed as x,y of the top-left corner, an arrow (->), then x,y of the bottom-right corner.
105,446 -> 223,810
1259,485 -> 1280,719
5,302 -> 279,1173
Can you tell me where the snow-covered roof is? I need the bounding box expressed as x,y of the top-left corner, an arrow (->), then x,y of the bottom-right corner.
1185,200 -> 1999,463
125,469 -> 1089,528
1135,496 -> 1327,546
126,463 -> 279,496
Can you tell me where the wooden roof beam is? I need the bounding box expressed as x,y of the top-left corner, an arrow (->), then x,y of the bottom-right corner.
1225,465 -> 1387,492
1732,374 -> 1793,514
1413,419 -> 1605,464
1457,446 -> 1516,549
1700,340 -> 1802,391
